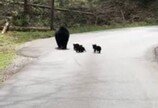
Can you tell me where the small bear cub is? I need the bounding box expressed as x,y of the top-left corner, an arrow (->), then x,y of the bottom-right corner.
73,43 -> 86,53
92,44 -> 101,53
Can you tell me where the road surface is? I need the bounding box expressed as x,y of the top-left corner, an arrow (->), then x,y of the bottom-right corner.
1,26 -> 158,108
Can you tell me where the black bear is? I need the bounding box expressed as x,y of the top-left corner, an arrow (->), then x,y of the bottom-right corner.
73,44 -> 86,53
73,43 -> 80,51
78,45 -> 86,53
92,44 -> 101,53
55,26 -> 70,49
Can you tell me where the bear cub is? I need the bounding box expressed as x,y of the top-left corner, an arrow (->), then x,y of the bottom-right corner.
73,43 -> 86,53
92,44 -> 101,53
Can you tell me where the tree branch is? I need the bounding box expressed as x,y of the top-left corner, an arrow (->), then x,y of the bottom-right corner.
10,2 -> 94,15
0,26 -> 50,31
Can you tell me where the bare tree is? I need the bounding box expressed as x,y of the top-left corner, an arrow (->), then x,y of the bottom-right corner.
24,0 -> 28,16
1,18 -> 10,34
50,0 -> 55,30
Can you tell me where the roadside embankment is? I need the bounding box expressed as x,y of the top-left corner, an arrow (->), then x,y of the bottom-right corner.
0,37 -> 54,84
0,55 -> 34,84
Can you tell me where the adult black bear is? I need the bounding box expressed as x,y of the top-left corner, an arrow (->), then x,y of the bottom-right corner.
55,26 -> 70,49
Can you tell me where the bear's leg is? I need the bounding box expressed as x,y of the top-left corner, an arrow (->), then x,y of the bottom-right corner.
94,49 -> 96,53
63,40 -> 68,49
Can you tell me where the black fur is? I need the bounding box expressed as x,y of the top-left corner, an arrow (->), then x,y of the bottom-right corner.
55,27 -> 69,49
73,43 -> 80,51
92,44 -> 101,53
73,44 -> 86,53
79,45 -> 86,53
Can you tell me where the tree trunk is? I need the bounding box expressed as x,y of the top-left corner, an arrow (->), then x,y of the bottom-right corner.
1,19 -> 10,34
1,26 -> 50,31
120,10 -> 125,22
24,0 -> 28,16
50,0 -> 55,30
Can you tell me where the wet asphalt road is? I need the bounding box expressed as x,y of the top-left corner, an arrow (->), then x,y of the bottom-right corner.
1,27 -> 158,108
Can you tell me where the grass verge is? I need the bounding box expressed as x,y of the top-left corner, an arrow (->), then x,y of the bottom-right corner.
0,31 -> 53,71
0,52 -> 15,70
70,22 -> 157,33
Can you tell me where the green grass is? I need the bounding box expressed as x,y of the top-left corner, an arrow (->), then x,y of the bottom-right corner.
9,31 -> 53,44
0,34 -> 15,83
0,52 -> 15,83
0,33 -> 15,73
0,52 -> 15,70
